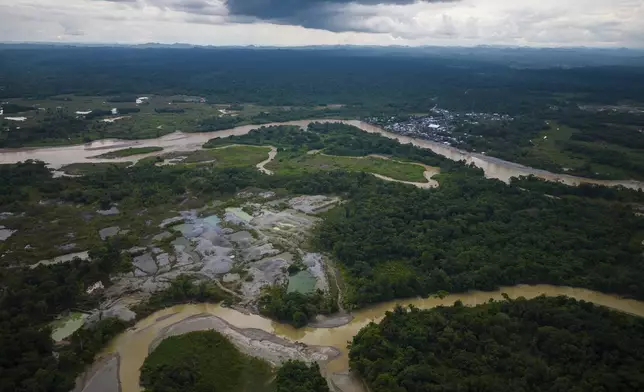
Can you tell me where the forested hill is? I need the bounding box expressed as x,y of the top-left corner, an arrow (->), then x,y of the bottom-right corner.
2,47 -> 644,112
349,296 -> 644,392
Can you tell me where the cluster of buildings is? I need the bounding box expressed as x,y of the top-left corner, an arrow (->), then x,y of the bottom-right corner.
366,107 -> 512,146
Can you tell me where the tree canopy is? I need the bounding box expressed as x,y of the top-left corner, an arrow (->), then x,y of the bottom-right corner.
349,296 -> 644,392
314,172 -> 644,307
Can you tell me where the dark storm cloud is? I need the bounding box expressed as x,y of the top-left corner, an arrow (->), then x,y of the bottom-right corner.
99,0 -> 459,31
225,0 -> 459,31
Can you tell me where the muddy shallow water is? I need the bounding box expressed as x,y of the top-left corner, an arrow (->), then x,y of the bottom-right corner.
105,284 -> 644,392
1,119 -> 642,189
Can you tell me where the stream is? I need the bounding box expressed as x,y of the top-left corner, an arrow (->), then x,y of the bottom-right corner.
1,119 -> 642,190
102,284 -> 644,392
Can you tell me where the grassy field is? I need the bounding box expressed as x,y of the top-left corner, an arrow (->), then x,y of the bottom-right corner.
267,153 -> 427,182
182,145 -> 272,167
140,331 -> 275,392
529,121 -> 585,169
92,146 -> 163,158
527,121 -> 644,179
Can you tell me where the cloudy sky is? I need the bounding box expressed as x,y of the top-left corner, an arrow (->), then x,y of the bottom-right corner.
1,0 -> 643,47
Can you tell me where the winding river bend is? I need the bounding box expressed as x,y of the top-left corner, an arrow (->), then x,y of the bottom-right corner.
1,119 -> 642,190
104,284 -> 644,392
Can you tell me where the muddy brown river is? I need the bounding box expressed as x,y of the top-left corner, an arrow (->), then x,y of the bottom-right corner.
105,284 -> 644,392
1,119 -> 642,189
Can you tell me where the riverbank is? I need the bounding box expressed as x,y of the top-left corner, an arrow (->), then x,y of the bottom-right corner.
1,119 -> 642,190
96,284 -> 644,392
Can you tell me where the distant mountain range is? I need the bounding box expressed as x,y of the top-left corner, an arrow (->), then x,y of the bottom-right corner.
1,42 -> 643,68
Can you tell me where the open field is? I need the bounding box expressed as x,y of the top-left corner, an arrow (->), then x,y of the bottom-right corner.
529,121 -> 585,169
526,121 -> 644,180
267,153 -> 427,182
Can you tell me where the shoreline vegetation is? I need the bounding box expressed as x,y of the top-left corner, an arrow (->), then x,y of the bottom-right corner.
90,146 -> 163,159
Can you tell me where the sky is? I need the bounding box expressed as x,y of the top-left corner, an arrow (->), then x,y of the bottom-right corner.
1,0 -> 643,48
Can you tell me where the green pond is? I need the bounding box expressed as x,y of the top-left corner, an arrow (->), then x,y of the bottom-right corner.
225,207 -> 253,222
51,312 -> 87,342
203,214 -> 221,227
287,270 -> 317,294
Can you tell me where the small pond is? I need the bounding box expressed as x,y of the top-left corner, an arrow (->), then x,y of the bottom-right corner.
287,270 -> 317,294
51,312 -> 87,342
225,208 -> 253,223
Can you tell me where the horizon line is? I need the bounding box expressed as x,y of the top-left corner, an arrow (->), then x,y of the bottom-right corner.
1,41 -> 643,51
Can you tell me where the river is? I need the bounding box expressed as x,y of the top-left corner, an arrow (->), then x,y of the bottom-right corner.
1,119 -> 642,190
104,284 -> 644,392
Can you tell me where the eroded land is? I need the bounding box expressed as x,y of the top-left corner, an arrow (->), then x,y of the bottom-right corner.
2,118 -> 644,392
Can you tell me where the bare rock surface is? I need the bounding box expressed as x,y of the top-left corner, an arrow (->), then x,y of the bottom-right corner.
288,195 -> 340,214
96,207 -> 120,216
152,231 -> 172,242
133,253 -> 157,276
99,227 -> 121,240
223,273 -> 241,283
0,226 -> 16,241
150,314 -> 341,366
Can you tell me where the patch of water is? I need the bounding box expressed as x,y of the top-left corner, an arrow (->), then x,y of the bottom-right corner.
225,207 -> 253,223
287,270 -> 318,294
173,223 -> 200,238
51,312 -> 87,342
203,214 -> 221,227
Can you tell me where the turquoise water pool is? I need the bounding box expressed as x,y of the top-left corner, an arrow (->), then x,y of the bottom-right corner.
287,270 -> 317,294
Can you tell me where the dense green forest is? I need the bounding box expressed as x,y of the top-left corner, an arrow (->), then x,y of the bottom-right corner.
275,360 -> 329,392
2,48 -> 644,112
349,296 -> 644,392
141,331 -> 276,392
314,172 -> 644,306
2,47 -> 643,179
140,331 -> 328,392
